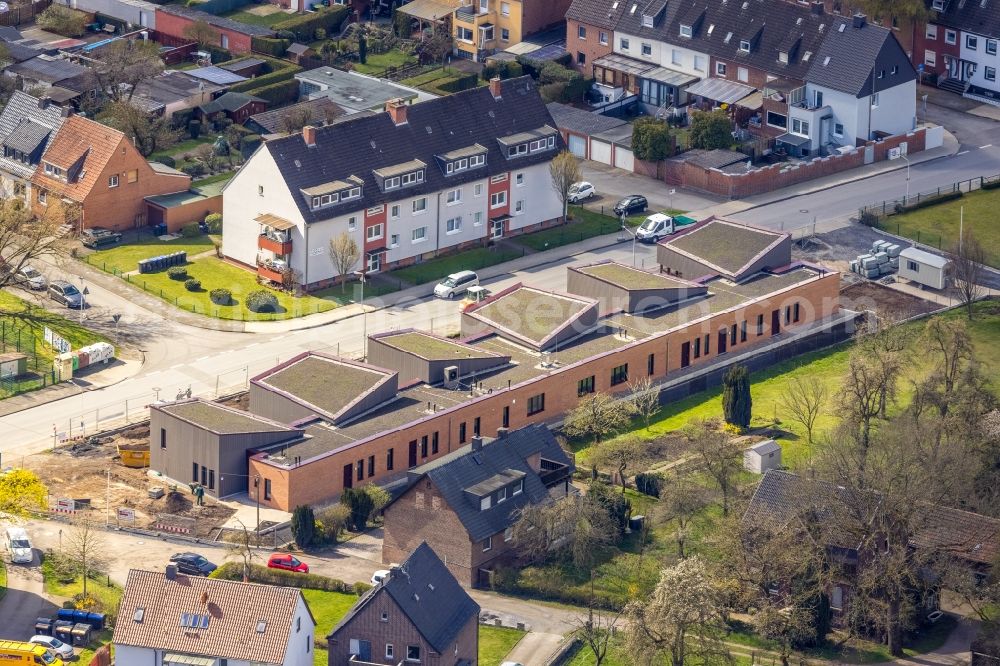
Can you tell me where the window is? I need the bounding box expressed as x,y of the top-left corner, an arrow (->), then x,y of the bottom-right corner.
160,428 -> 167,449
480,495 -> 491,510
473,211 -> 483,226
740,320 -> 747,342
716,61 -> 727,76
785,305 -> 791,325
420,435 -> 428,458
737,67 -> 749,82
527,393 -> 545,415
611,363 -> 628,386
457,26 -> 473,41
459,422 -> 467,443
672,49 -> 682,65
793,302 -> 801,322
834,123 -> 844,136
945,29 -> 957,44
515,172 -> 524,186
491,173 -> 508,183
600,31 -> 608,45
647,353 -> 655,375
390,234 -> 399,247
925,49 -> 937,66
766,111 -> 787,129
367,224 -> 383,241
192,462 -> 198,481
387,448 -> 394,471
926,24 -> 937,39
987,66 -> 997,82
730,324 -> 737,346
756,314 -> 765,335
514,200 -> 524,214
470,154 -> 485,168
831,586 -> 844,611
446,188 -> 462,204
988,39 -> 998,55
356,460 -> 364,481
680,23 -> 692,37
501,1 -> 509,15
967,34 -> 978,50
620,37 -> 630,49
37,190 -> 46,205
578,25 -> 586,39
385,176 -> 400,190
482,536 -> 492,552
412,226 -> 427,242
432,431 -> 438,454
258,185 -> 264,196
814,90 -> 823,107
474,417 -> 481,436
513,479 -> 523,495
386,644 -> 394,659
907,260 -> 919,271
264,479 -> 272,500
704,333 -> 710,355
739,39 -> 751,52
344,187 -> 361,201
127,169 -> 138,184
407,645 -> 421,662
368,455 -> 375,477
694,55 -> 705,71
504,527 -> 513,542
348,216 -> 357,231
490,191 -> 507,208
390,204 -> 400,219
497,486 -> 508,503
446,217 -> 462,234
694,337 -> 701,358
779,50 -> 788,64
474,183 -> 483,197
640,42 -> 652,56
412,197 -> 427,214
791,118 -> 810,136
501,28 -> 509,41
109,175 -> 119,188
578,375 -> 595,396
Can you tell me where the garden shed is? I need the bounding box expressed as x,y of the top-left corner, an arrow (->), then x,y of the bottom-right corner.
897,246 -> 949,290
744,439 -> 781,474
0,352 -> 27,379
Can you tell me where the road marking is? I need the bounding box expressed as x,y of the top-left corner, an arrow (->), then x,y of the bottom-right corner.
957,150 -> 970,155
981,144 -> 993,149
195,355 -> 211,362
170,363 -> 184,370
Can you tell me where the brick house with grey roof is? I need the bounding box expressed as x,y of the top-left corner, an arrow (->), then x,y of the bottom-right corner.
222,76 -> 564,290
327,542 -> 479,665
113,567 -> 316,666
382,424 -> 575,588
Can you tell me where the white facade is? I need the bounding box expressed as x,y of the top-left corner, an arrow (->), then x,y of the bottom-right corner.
898,246 -> 949,290
114,597 -> 314,666
960,31 -> 1000,92
805,78 -> 916,146
613,31 -> 709,78
70,0 -> 156,28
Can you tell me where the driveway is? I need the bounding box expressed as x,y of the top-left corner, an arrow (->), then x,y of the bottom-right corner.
579,161 -> 722,214
0,551 -> 62,641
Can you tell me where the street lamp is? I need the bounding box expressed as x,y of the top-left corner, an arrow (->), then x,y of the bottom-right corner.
901,153 -> 911,204
78,277 -> 86,324
354,270 -> 367,359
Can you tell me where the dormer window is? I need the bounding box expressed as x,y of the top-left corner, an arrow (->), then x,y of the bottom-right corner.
680,24 -> 692,37
43,162 -> 63,178
375,160 -> 426,192
778,51 -> 788,63
441,145 -> 488,175
643,14 -> 655,27
304,178 -> 363,211
739,39 -> 751,52
513,478 -> 523,495
480,495 -> 491,510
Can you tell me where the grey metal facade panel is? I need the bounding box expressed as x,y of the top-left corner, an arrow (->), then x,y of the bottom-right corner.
739,236 -> 793,281
655,245 -> 716,281
544,305 -> 599,351
249,383 -> 316,424
367,338 -> 432,384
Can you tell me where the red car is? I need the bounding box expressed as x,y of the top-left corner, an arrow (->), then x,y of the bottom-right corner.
267,553 -> 309,573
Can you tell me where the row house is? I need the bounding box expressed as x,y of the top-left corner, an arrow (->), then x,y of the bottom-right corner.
222,76 -> 563,289
0,91 -> 69,204
912,0 -> 1000,102
568,0 -> 916,154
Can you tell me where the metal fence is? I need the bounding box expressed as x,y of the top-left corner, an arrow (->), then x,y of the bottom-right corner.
0,320 -> 59,398
858,173 -> 1000,224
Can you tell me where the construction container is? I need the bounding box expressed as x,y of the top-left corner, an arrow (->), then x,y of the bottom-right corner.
80,342 -> 114,365
861,257 -> 879,270
889,257 -> 900,269
77,351 -> 90,370
55,353 -> 74,381
850,260 -> 858,273
879,263 -> 895,275
874,251 -> 889,264
118,442 -> 150,468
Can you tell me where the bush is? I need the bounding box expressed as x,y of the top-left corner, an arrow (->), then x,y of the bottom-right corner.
245,79 -> 299,106
181,223 -> 202,238
482,60 -> 523,80
352,581 -> 372,596
339,487 -> 374,531
252,36 -> 291,56
37,5 -> 88,37
246,289 -> 279,312
211,561 -> 354,591
182,163 -> 206,177
167,266 -> 188,280
315,504 -> 350,545
157,155 -> 176,168
272,5 -> 348,42
205,44 -> 232,63
634,472 -> 664,498
229,65 -> 300,94
689,109 -> 734,150
184,278 -> 202,291
204,213 -> 223,233
632,117 -> 673,162
490,564 -> 520,592
314,27 -> 326,40
209,288 -> 231,305
435,72 -> 479,93
291,505 -> 316,547
982,178 -> 1000,191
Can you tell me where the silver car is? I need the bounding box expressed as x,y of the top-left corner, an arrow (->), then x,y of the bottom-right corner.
16,265 -> 47,290
30,635 -> 74,660
48,280 -> 83,308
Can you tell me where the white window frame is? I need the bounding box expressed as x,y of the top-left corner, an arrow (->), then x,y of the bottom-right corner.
599,31 -> 608,45
987,66 -> 997,82
513,478 -> 523,495
490,191 -> 507,208
737,67 -> 749,83
401,170 -> 423,186
925,49 -> 937,66
109,175 -> 119,188
344,186 -> 361,200
347,216 -> 357,231
871,92 -> 880,108
791,118 -> 809,136
473,211 -> 483,226
474,183 -> 483,196
925,24 -> 937,40
988,39 -> 998,55
514,199 -> 524,214
446,188 -> 462,204
620,37 -> 629,50
411,226 -> 427,243
470,154 -> 485,167
491,173 -> 508,183
412,197 -> 427,214
739,39 -> 751,52
366,204 -> 384,215
680,24 -> 692,37
945,29 -> 957,44
390,204 -> 400,219
406,645 -> 420,663
504,527 -> 513,542
482,536 -> 492,552
515,173 -> 524,186
390,233 -> 399,248
501,27 -> 509,41
446,217 -> 462,234
716,61 -> 727,76
641,42 -> 652,56
967,34 -> 978,50
578,25 -> 586,39
367,224 -> 383,241
384,176 -> 400,190
833,123 -> 844,137
501,1 -> 509,15
386,644 -> 394,659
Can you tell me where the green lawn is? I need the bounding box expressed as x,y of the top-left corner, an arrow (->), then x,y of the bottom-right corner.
302,588 -> 358,629
401,67 -> 459,87
389,247 -> 523,285
353,50 -> 417,75
85,236 -> 216,275
566,638 -> 755,666
881,186 -> 1000,266
122,256 -> 341,321
511,206 -> 684,252
479,626 -> 525,666
149,136 -> 216,163
194,171 -> 235,187
222,7 -> 291,26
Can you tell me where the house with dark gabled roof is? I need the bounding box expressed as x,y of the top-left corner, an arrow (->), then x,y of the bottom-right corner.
912,0 -> 1000,101
382,424 -> 575,588
327,542 -> 480,666
0,91 -> 70,204
244,98 -> 346,137
222,76 -> 564,290
196,91 -> 267,126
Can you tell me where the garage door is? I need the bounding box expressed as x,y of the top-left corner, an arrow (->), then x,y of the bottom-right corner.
590,139 -> 612,164
568,134 -> 586,158
614,146 -> 634,172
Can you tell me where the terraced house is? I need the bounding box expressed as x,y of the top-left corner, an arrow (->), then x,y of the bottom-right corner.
222,76 -> 563,289
150,218 -> 851,512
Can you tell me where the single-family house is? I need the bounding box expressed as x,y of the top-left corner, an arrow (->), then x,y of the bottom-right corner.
197,91 -> 267,125
222,76 -> 564,289
113,567 -> 316,666
327,542 -> 480,665
30,115 -> 191,231
244,97 -> 346,136
0,92 -> 71,204
382,424 -> 575,587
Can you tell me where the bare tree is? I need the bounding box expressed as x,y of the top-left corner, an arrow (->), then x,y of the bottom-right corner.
591,436 -> 642,494
328,232 -> 361,293
549,150 -> 582,223
563,392 -> 635,446
657,473 -> 709,559
686,421 -> 742,516
225,519 -> 258,582
511,494 -> 617,570
628,375 -> 660,430
0,198 -> 72,297
837,353 -> 893,454
88,39 -> 164,104
574,587 -> 622,666
184,20 -> 220,49
950,231 -> 986,320
780,376 -> 827,455
63,517 -> 108,597
99,101 -> 182,157
279,106 -> 318,134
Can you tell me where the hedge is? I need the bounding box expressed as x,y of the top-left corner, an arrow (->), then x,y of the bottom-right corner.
251,36 -> 291,57
244,78 -> 299,106
435,72 -> 479,93
894,189 -> 963,214
206,44 -> 232,63
228,65 -> 300,94
211,561 -> 372,594
271,5 -> 348,42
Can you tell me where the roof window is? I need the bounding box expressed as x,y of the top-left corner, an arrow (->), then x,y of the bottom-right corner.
739,39 -> 751,51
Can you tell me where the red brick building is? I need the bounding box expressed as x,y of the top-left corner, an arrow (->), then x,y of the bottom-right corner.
31,115 -> 191,232
327,542 -> 479,666
154,5 -> 275,55
566,0 -> 628,73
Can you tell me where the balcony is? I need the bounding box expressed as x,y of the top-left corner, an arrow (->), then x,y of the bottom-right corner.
259,233 -> 292,256
348,656 -> 404,666
257,260 -> 285,284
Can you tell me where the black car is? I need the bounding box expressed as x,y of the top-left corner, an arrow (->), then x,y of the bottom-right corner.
613,195 -> 648,216
81,227 -> 123,249
169,552 -> 218,576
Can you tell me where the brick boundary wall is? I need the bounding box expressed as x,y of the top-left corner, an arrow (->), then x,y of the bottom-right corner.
648,128 -> 928,199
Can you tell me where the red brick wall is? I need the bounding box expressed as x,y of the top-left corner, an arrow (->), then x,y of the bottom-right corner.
154,10 -> 254,54
911,21 -> 960,78
248,272 -> 842,510
663,128 -> 928,199
522,0 -> 573,37
567,19 -> 612,74
488,173 -> 511,233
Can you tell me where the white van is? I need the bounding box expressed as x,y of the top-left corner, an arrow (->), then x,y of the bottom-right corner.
6,527 -> 32,564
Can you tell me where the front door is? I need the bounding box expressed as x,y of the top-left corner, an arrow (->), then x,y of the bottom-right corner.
492,218 -> 504,239
718,329 -> 727,354
771,309 -> 781,336
367,253 -> 381,272
343,463 -> 353,489
680,341 -> 691,368
408,440 -> 418,467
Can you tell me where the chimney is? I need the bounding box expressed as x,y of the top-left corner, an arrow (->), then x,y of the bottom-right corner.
37,97 -> 49,110
810,1 -> 823,14
471,435 -> 483,452
489,76 -> 503,100
165,564 -> 177,580
852,12 -> 866,27
60,105 -> 74,118
386,98 -> 408,126
303,125 -> 317,147
496,427 -> 509,439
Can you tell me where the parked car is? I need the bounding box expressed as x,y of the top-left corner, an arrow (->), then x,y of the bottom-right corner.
48,280 -> 83,308
613,194 -> 648,217
567,181 -> 595,203
169,552 -> 218,576
6,526 -> 32,564
433,270 -> 479,299
16,265 -> 47,290
267,553 -> 309,573
80,227 -> 122,249
29,636 -> 73,660
371,569 -> 391,585
636,213 -> 697,243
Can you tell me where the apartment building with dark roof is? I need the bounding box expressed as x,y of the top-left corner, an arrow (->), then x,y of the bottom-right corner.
0,92 -> 70,204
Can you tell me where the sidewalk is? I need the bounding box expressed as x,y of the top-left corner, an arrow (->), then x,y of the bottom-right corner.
919,83 -> 1000,122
